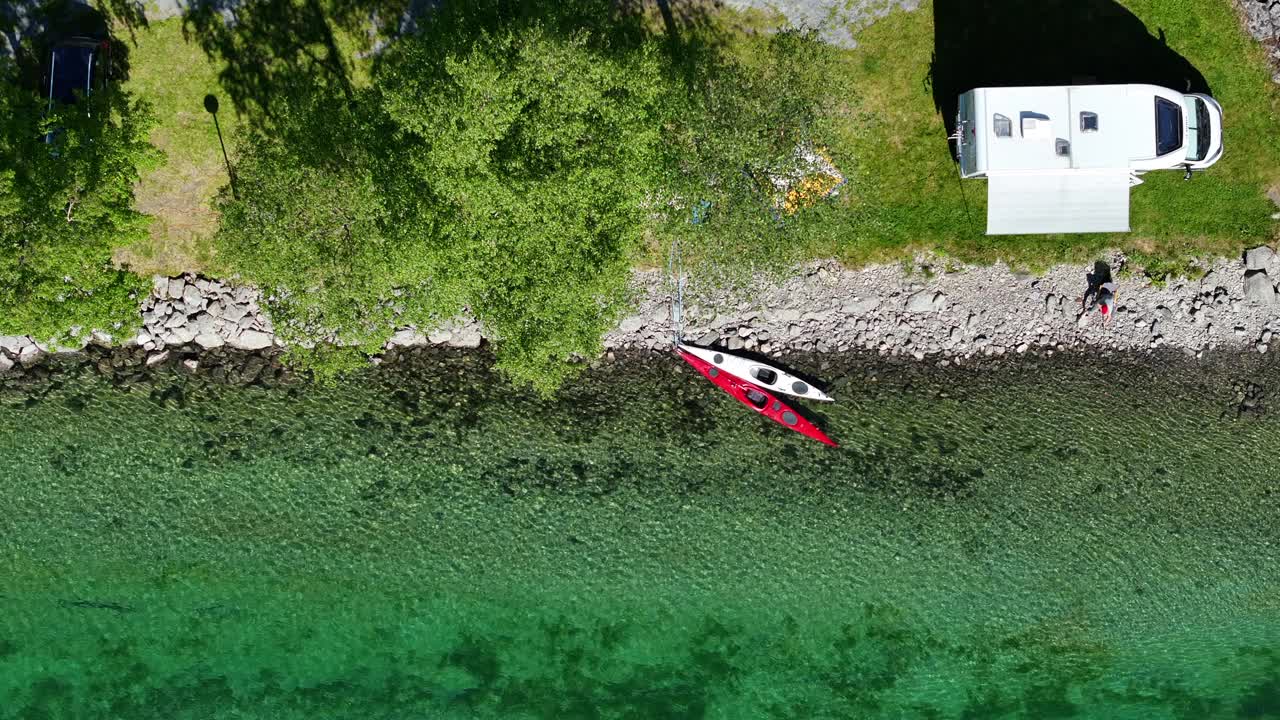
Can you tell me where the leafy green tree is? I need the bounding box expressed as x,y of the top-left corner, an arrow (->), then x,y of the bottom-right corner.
214,93 -> 415,353
0,61 -> 158,342
210,1 -> 846,392
216,17 -> 670,392
378,24 -> 667,392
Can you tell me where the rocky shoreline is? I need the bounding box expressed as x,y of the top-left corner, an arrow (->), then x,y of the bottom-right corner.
5,247 -> 1280,379
1239,0 -> 1280,83
610,248 -> 1280,365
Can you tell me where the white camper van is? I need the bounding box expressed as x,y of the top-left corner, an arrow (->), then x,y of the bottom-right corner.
954,84 -> 1223,235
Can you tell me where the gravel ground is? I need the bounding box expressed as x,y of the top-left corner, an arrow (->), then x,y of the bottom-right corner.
1238,0 -> 1280,83
606,249 -> 1280,364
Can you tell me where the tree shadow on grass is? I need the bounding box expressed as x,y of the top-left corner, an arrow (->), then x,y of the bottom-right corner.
930,0 -> 1211,139
180,0 -> 392,118
179,0 -> 729,120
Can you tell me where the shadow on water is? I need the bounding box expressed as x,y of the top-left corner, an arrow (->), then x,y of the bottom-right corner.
929,0 -> 1212,138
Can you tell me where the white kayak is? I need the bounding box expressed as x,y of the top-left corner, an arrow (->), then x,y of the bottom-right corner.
677,343 -> 833,402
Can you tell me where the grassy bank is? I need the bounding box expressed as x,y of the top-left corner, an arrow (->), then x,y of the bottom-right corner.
118,2 -> 1280,281
9,0 -> 1265,388
116,13 -> 383,276
116,19 -> 234,275
738,0 -> 1280,272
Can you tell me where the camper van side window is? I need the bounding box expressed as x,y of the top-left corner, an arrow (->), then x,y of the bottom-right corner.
1079,112 -> 1098,132
993,114 -> 1012,138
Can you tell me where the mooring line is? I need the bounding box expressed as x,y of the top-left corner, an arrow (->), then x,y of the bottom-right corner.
667,240 -> 686,345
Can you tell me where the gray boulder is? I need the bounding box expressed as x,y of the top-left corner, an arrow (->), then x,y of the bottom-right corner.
230,329 -> 275,351
450,327 -> 483,349
0,353 -> 13,373
146,350 -> 170,367
172,326 -> 198,344
1245,246 -> 1275,270
0,336 -> 27,355
222,304 -> 249,323
618,316 -> 644,334
842,297 -> 881,315
1243,269 -> 1276,306
18,344 -> 41,366
167,277 -> 186,300
385,328 -> 426,349
905,291 -> 944,313
195,332 -> 225,350
182,284 -> 203,309
193,313 -> 217,334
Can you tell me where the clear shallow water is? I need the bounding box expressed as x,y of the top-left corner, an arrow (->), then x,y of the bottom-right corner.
1,350 -> 1278,719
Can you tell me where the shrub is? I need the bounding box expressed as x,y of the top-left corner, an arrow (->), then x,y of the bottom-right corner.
0,61 -> 159,342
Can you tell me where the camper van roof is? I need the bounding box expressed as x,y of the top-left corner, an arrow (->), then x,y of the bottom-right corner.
968,84 -> 1179,173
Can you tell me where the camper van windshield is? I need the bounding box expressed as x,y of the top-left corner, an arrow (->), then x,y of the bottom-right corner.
1155,98 -> 1183,156
1183,97 -> 1211,162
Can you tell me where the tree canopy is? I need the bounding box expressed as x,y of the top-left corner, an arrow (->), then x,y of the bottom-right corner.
209,0 -> 845,391
215,17 -> 673,391
0,60 -> 158,341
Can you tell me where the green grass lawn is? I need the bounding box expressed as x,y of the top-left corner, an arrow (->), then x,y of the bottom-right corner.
117,2 -> 1280,280
116,18 -> 237,275
114,14 -> 389,276
735,0 -> 1280,275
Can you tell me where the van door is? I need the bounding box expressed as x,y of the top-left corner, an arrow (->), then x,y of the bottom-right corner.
957,90 -> 979,178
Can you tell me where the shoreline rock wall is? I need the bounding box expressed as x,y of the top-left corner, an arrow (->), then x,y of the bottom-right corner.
4,250 -> 1280,375
609,250 -> 1280,364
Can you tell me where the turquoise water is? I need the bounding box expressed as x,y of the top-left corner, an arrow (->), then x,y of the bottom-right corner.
1,350 -> 1278,718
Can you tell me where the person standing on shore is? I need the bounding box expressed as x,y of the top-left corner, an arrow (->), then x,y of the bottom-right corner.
1081,261 -> 1117,327
1095,281 -> 1117,326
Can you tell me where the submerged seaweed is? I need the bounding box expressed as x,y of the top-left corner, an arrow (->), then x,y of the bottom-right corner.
1,350 -> 1278,718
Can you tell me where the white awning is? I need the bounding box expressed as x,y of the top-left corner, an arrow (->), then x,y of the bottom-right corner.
986,173 -> 1131,235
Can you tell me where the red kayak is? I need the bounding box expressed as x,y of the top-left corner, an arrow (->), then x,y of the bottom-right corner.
677,348 -> 837,447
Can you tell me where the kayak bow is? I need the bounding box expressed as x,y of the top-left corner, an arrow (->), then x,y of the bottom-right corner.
677,348 -> 837,447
